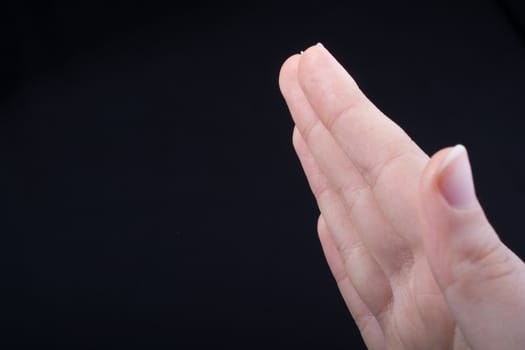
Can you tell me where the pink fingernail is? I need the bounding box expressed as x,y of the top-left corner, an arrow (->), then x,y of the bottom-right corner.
438,145 -> 477,209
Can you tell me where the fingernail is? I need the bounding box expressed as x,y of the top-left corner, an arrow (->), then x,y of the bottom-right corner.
438,144 -> 477,209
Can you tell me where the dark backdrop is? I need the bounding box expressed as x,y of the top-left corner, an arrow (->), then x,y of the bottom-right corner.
4,0 -> 525,348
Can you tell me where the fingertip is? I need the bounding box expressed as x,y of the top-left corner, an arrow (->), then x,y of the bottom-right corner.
439,145 -> 467,174
420,145 -> 477,211
302,42 -> 326,57
291,125 -> 300,147
291,126 -> 307,156
297,43 -> 330,82
280,43 -> 326,87
437,145 -> 477,210
297,42 -> 350,84
317,214 -> 328,240
419,146 -> 455,201
278,53 -> 301,93
291,124 -> 299,137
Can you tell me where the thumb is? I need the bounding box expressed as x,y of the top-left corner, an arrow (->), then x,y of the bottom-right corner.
419,144 -> 525,350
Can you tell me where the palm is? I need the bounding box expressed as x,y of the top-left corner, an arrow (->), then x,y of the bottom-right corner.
279,44 -> 467,349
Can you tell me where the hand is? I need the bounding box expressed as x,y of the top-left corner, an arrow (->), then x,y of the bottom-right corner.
279,43 -> 525,349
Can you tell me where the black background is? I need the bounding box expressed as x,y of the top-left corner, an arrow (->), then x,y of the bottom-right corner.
4,0 -> 525,348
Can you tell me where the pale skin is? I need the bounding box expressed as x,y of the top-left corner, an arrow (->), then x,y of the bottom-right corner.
279,43 -> 525,349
